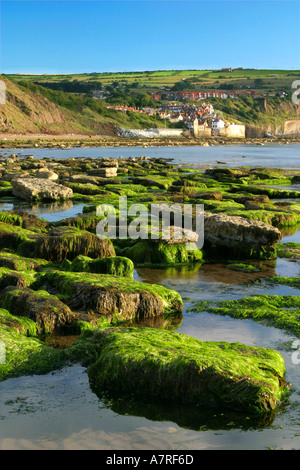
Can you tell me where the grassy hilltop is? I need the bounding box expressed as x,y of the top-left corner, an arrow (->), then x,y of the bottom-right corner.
8,68 -> 300,90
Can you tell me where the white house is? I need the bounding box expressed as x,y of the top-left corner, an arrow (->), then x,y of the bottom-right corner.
211,119 -> 225,133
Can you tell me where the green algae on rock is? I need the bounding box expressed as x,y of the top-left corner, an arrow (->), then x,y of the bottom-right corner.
116,239 -> 203,267
21,226 -> 116,262
0,323 -> 67,381
276,242 -> 300,260
0,308 -> 37,336
63,254 -> 134,277
190,295 -> 300,338
87,327 -> 288,415
264,276 -> 300,288
40,270 -> 183,322
0,286 -> 77,334
225,263 -> 261,273
0,267 -> 38,289
0,251 -> 48,271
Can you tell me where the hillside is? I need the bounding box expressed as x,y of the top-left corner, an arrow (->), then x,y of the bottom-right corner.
0,76 -> 167,136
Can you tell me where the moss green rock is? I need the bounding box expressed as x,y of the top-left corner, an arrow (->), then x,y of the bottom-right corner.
87,327 -> 288,415
64,254 -> 134,277
117,240 -> 203,267
39,270 -> 183,323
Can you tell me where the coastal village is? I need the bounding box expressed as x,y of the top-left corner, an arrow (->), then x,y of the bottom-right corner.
96,85 -> 287,139
105,98 -> 246,138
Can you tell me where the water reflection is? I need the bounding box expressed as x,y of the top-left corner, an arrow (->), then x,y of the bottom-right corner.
0,199 -> 89,223
89,386 -> 280,432
122,312 -> 183,331
281,226 -> 300,244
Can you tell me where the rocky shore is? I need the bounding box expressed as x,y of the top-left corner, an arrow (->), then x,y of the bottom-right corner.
1,152 -> 299,415
1,134 -> 300,149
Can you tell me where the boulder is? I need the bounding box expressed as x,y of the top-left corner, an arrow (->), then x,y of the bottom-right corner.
11,177 -> 73,201
0,287 -> 76,334
203,212 -> 281,259
87,327 -> 287,414
29,226 -> 116,262
42,270 -> 183,323
35,168 -> 59,181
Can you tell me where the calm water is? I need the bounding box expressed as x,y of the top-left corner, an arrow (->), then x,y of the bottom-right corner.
1,144 -> 300,450
1,141 -> 300,169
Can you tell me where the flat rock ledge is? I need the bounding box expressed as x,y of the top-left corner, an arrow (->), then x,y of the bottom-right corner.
11,177 -> 73,201
87,327 -> 288,415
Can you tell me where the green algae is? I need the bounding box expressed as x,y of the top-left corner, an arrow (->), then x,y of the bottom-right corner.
0,308 -> 37,336
63,254 -> 134,277
225,208 -> 300,228
0,211 -> 23,227
276,242 -> 300,260
116,240 -> 203,267
0,222 -> 37,251
0,251 -> 48,271
195,199 -> 245,213
0,321 -> 67,381
0,266 -> 38,288
225,263 -> 261,273
104,183 -> 149,196
19,226 -> 116,262
0,287 -> 76,334
87,326 -> 288,415
54,213 -> 105,232
68,183 -> 108,195
129,175 -> 176,190
190,295 -> 300,338
264,276 -> 300,288
231,185 -> 300,199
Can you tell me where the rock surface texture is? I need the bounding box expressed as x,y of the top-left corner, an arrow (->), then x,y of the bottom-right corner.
11,177 -> 73,201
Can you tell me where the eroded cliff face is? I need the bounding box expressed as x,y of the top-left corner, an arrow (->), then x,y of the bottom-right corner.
246,118 -> 300,138
0,78 -> 72,134
0,76 -> 117,136
283,119 -> 300,135
258,101 -> 300,136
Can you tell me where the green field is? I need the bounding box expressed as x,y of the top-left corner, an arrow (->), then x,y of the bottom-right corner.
8,68 -> 300,91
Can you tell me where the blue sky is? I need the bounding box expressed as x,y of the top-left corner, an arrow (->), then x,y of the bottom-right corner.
0,0 -> 299,73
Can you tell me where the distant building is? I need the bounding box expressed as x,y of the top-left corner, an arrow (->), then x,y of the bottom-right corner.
211,118 -> 225,133
92,90 -> 107,100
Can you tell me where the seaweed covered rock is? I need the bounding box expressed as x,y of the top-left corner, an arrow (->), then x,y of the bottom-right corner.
117,239 -> 203,267
23,226 -> 116,262
0,308 -> 37,336
0,251 -> 48,271
0,267 -> 37,289
0,286 -> 76,334
0,222 -> 37,251
87,327 -> 288,415
204,212 -> 281,259
0,320 -> 67,381
12,210 -> 49,233
276,242 -> 300,261
41,270 -> 183,323
64,255 -> 134,277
